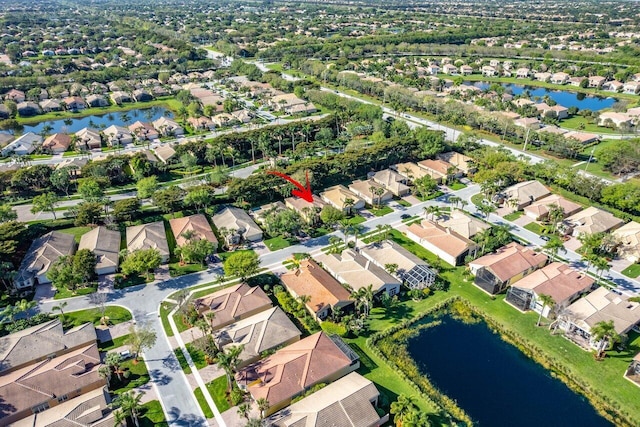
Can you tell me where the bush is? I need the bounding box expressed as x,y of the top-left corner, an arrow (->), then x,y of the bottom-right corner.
320,321 -> 347,337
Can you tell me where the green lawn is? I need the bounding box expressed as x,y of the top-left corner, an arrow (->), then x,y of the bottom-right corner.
57,226 -> 92,243
187,342 -> 208,369
207,375 -> 231,413
396,199 -> 412,207
63,306 -> 132,328
559,116 -> 619,134
160,302 -> 176,337
342,228 -> 640,425
621,264 -> 640,278
369,205 -> 394,217
348,215 -> 367,225
448,181 -> 467,191
54,285 -> 98,300
524,222 -> 551,235
503,211 -> 524,221
264,236 -> 294,251
169,262 -> 207,277
194,387 -> 214,418
98,334 -> 130,352
139,400 -> 169,427
470,193 -> 486,207
174,348 -> 192,374
218,249 -> 256,262
111,358 -> 150,394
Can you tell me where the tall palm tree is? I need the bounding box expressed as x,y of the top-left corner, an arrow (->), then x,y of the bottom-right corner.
112,391 -> 145,427
237,402 -> 251,420
535,294 -> 555,327
546,204 -> 565,233
543,235 -> 566,259
256,397 -> 270,418
590,320 -> 621,359
52,301 -> 68,319
217,345 -> 244,392
592,256 -> 611,284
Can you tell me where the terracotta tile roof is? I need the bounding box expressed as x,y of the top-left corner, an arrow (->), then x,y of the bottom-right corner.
418,159 -> 455,177
236,332 -> 353,408
169,214 -> 217,248
284,195 -> 326,214
280,260 -> 352,314
407,220 -> 475,257
503,180 -> 550,206
194,283 -> 272,330
512,262 -> 594,304
471,243 -> 547,282
42,133 -> 71,152
523,194 -> 582,219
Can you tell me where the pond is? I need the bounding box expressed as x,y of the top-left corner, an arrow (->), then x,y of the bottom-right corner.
15,106 -> 173,135
467,81 -> 616,111
407,315 -> 611,427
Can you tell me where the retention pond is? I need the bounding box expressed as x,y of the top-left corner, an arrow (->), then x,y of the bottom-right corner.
407,314 -> 611,426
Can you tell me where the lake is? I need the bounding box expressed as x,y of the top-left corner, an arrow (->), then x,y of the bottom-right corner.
407,315 -> 611,427
16,106 -> 173,135
467,81 -> 616,111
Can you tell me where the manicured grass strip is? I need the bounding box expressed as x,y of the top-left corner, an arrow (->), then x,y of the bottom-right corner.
63,306 -> 132,328
98,334 -> 130,352
169,262 -> 207,277
207,376 -> 231,413
370,205 -> 394,217
112,359 -> 150,395
524,222 -> 550,235
54,285 -> 97,300
448,182 -> 467,190
57,226 -> 92,243
503,211 -> 524,221
348,215 -> 367,225
139,400 -> 169,427
160,303 -> 176,337
396,199 -> 412,207
187,342 -> 208,370
264,236 -> 293,251
194,387 -> 214,419
621,264 -> 640,278
174,348 -> 192,374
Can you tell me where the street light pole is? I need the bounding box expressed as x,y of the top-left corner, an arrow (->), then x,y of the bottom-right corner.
585,148 -> 595,171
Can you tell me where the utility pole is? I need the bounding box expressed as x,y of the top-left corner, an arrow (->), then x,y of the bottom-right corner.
522,126 -> 531,152
585,148 -> 595,171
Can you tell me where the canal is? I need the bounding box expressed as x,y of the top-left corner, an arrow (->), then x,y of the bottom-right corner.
407,315 -> 611,426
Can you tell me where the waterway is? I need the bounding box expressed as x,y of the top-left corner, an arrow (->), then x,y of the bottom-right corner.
15,106 -> 173,135
407,315 -> 611,427
467,81 -> 616,111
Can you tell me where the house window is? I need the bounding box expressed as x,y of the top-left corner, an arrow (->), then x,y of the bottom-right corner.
388,287 -> 398,296
57,394 -> 68,403
32,403 -> 50,414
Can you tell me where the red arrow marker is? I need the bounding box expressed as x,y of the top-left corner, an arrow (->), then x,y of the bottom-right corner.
267,170 -> 314,202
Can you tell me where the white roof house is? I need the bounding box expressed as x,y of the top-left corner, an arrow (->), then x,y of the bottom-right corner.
0,132 -> 42,156
360,240 -> 436,289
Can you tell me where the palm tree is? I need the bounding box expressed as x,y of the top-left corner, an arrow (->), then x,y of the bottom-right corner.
390,394 -> 418,427
256,397 -> 270,418
52,301 -> 68,319
217,345 -> 244,392
343,198 -> 355,215
535,294 -> 555,327
237,402 -> 251,420
423,205 -> 440,222
449,195 -> 461,209
546,204 -> 565,233
543,235 -> 566,259
459,199 -> 469,212
112,390 -> 145,427
105,352 -> 125,381
590,320 -> 621,359
402,410 -> 431,427
98,365 -> 112,387
477,202 -> 496,219
592,256 -> 611,284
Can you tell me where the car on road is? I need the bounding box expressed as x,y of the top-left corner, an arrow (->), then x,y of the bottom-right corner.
540,235 -> 550,241
401,213 -> 411,219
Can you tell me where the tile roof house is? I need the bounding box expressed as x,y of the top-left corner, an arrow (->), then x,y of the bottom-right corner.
212,206 -> 263,244
236,332 -> 360,415
0,342 -> 105,426
129,121 -> 159,141
14,231 -> 76,290
469,243 -> 548,295
126,221 -> 170,263
523,194 -> 583,221
63,96 -> 86,111
0,320 -> 96,374
266,372 -> 385,427
193,283 -> 272,330
406,220 -> 478,267
506,262 -> 595,318
188,116 -> 216,131
437,210 -> 490,239
284,195 -> 326,223
0,132 -> 42,156
436,151 -> 476,174
103,125 -> 133,146
169,214 -> 218,249
110,91 -> 132,105
280,259 -> 353,321
319,185 -> 365,213
513,117 -> 542,130
5,88 -> 25,103
153,117 -> 184,136
613,221 -> 640,263
76,128 -> 102,150
42,133 -> 71,153
563,206 -> 623,236
562,287 -> 640,350
369,169 -> 410,197
315,249 -> 402,297
153,144 -> 177,163
348,179 -> 393,206
360,241 -> 437,289
417,159 -> 456,183
85,94 -> 109,107
392,162 -> 431,183
39,99 -> 63,112
499,180 -> 550,210
78,226 -> 121,275
214,307 -> 301,368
